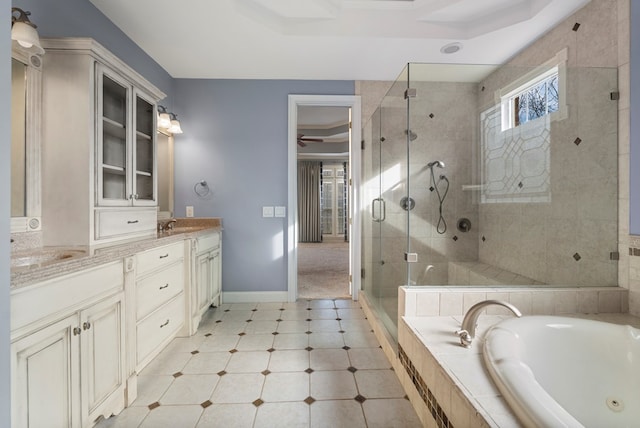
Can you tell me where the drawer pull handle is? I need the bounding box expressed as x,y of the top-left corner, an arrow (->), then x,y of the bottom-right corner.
159,284 -> 169,290
127,220 -> 139,224
160,319 -> 170,328
73,327 -> 82,336
159,253 -> 169,259
82,322 -> 91,330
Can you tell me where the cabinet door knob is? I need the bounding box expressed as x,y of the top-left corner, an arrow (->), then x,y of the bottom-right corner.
159,284 -> 169,290
73,327 -> 82,336
83,322 -> 91,330
160,319 -> 170,328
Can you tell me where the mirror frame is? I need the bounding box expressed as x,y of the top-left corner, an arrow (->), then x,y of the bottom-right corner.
11,44 -> 42,233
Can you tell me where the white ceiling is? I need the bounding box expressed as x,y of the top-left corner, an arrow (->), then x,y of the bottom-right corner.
89,0 -> 591,81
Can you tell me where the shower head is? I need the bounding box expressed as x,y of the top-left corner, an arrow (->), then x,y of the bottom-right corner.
405,129 -> 418,141
427,160 -> 445,169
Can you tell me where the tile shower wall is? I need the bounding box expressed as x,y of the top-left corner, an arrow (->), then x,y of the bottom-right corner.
476,0 -> 620,287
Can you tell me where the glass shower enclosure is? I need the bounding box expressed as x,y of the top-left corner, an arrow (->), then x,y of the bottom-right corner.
361,62 -> 619,342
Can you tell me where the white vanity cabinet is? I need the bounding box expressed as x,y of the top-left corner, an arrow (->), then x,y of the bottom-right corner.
40,38 -> 166,247
190,232 -> 222,334
11,262 -> 126,428
134,241 -> 186,371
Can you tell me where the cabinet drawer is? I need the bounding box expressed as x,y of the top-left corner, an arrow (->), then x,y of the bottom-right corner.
136,241 -> 184,277
95,209 -> 156,240
136,261 -> 184,321
136,294 -> 184,365
196,233 -> 220,253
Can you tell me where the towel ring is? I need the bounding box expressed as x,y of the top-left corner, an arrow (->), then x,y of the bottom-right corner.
194,180 -> 211,198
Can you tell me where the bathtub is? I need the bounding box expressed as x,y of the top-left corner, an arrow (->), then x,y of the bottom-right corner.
483,316 -> 640,428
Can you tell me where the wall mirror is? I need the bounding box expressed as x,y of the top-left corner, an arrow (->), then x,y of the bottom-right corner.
11,45 -> 42,233
157,130 -> 174,219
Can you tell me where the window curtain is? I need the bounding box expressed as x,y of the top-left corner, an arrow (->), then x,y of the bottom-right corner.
298,161 -> 322,242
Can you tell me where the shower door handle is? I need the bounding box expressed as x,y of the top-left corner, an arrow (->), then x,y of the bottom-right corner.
372,198 -> 386,222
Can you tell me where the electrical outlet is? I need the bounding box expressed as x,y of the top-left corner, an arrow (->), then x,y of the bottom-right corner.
186,206 -> 194,217
262,206 -> 274,218
274,206 -> 286,217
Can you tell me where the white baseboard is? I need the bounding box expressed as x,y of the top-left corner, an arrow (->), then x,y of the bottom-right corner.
222,291 -> 289,303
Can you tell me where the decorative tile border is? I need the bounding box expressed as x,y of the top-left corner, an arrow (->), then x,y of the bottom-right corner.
398,344 -> 454,428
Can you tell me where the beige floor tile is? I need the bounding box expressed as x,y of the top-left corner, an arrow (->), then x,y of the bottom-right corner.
181,352 -> 230,375
254,402 -> 310,428
160,374 -> 219,405
310,349 -> 350,371
309,300 -> 337,309
139,352 -> 192,376
261,372 -> 310,402
210,373 -> 265,404
131,375 -> 174,407
310,371 -> 358,400
198,334 -> 239,352
354,370 -> 406,399
309,332 -> 345,349
225,351 -> 270,373
348,348 -> 392,370
310,319 -> 342,332
309,309 -> 339,320
139,405 -> 203,428
95,406 -> 149,428
273,333 -> 309,350
310,400 -> 367,428
268,349 -> 310,372
236,334 -> 275,351
362,398 -> 423,428
277,320 -> 310,333
196,403 -> 257,428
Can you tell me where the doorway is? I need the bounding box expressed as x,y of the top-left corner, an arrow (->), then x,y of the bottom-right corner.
287,95 -> 362,302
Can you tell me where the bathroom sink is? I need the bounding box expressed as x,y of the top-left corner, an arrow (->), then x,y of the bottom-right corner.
11,248 -> 87,269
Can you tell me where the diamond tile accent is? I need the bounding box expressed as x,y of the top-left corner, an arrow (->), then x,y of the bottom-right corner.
339,330 -> 345,334
342,346 -> 351,351
305,346 -> 314,351
148,401 -> 160,410
204,333 -> 212,337
336,318 -> 342,321
253,399 -> 264,407
572,22 -> 581,31
347,366 -> 357,373
452,236 -> 458,241
307,308 -> 312,311
238,332 -> 246,336
304,396 -> 316,405
574,137 -> 582,146
201,400 -> 212,409
305,331 -> 312,335
216,320 -> 222,323
306,319 -> 312,322
573,252 -> 582,261
224,309 -> 230,312
229,349 -> 238,354
279,308 -> 285,311
518,181 -> 524,188
272,332 -> 279,335
482,236 -> 486,242
267,348 -> 276,353
191,350 -> 199,355
276,319 -> 283,322
173,372 -> 183,378
217,370 -> 227,376
429,113 -> 435,118
261,370 -> 271,376
252,309 -> 258,312
354,395 -> 367,403
246,319 -> 253,323
305,368 -> 314,374
429,186 -> 435,192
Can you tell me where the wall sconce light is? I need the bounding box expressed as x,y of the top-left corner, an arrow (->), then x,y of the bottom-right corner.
157,105 -> 172,129
168,113 -> 183,134
157,105 -> 184,134
11,7 -> 44,55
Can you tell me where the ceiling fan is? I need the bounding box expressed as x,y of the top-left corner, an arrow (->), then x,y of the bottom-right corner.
297,133 -> 323,147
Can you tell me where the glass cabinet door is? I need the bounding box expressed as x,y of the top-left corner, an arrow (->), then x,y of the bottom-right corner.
99,70 -> 130,205
133,92 -> 156,205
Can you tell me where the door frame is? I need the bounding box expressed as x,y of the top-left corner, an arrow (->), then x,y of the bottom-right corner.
287,95 -> 362,302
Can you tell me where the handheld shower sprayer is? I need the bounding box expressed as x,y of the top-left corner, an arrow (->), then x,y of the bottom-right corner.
426,160 -> 449,234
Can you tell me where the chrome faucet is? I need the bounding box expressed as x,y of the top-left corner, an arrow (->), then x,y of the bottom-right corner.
455,300 -> 522,348
158,218 -> 177,232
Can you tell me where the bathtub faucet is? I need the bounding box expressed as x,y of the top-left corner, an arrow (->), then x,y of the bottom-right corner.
455,300 -> 522,348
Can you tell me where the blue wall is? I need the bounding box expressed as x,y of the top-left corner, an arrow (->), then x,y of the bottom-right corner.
173,79 -> 354,293
2,1 -> 12,424
631,1 -> 640,233
14,0 -> 174,104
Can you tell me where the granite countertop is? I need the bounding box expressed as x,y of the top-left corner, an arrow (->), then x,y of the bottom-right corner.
10,217 -> 222,290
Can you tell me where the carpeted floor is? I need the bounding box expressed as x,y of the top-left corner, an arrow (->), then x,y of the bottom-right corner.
298,238 -> 350,299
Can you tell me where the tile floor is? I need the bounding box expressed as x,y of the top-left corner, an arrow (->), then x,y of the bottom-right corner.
96,299 -> 422,428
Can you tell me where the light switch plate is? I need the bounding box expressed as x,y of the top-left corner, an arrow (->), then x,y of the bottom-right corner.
186,206 -> 194,217
262,206 -> 274,217
274,206 -> 286,217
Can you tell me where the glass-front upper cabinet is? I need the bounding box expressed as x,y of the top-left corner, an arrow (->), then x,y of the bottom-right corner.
97,65 -> 156,206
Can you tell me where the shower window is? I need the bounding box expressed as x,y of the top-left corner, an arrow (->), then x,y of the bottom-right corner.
512,71 -> 559,126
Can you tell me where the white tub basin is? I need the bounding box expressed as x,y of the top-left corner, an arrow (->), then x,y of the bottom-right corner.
483,316 -> 640,428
